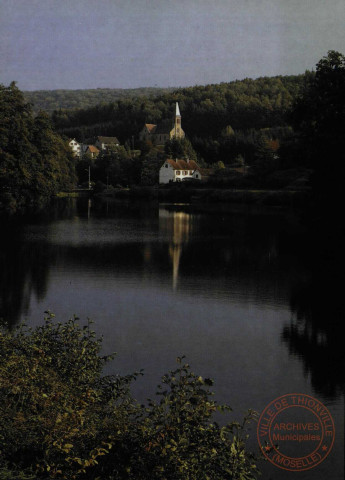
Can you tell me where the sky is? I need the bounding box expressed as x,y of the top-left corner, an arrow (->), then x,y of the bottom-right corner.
1,0 -> 345,91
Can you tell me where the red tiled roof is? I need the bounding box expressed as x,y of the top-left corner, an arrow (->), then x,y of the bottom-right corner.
165,159 -> 199,170
188,160 -> 199,170
144,124 -> 157,133
87,145 -> 99,153
97,136 -> 120,144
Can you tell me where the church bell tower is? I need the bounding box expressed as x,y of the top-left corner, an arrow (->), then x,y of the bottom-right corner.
174,102 -> 184,139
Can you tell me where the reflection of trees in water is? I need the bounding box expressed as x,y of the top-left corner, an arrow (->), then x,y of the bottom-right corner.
6,196 -> 343,412
0,234 -> 53,328
283,255 -> 345,399
0,204 -> 78,327
0,199 -> 85,327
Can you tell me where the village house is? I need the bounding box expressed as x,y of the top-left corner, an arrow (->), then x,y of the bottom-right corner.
159,158 -> 214,184
159,158 -> 198,183
95,136 -> 120,151
85,145 -> 100,159
68,138 -> 81,157
139,102 -> 185,145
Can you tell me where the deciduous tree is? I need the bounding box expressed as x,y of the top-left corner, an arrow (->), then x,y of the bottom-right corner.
0,83 -> 76,213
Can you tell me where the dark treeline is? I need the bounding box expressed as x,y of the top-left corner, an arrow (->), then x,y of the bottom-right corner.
24,86 -> 176,114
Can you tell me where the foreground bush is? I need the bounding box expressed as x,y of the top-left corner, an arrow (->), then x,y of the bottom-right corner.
0,314 -> 259,479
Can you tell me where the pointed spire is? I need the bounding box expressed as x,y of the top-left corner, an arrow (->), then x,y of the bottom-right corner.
176,102 -> 181,117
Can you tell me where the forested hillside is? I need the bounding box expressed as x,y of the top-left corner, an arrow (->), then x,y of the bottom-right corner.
23,87 -> 175,113
49,74 -> 308,165
2,51 -> 344,210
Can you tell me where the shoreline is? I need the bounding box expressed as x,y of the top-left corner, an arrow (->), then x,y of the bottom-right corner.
94,185 -> 312,209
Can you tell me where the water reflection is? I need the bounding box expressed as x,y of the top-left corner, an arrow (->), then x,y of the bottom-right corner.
159,208 -> 193,290
283,256 -> 345,399
1,198 -> 344,404
0,228 -> 52,327
1,199 -> 343,480
0,199 -> 79,326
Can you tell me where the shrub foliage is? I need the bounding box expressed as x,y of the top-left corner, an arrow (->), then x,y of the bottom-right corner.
0,314 -> 259,479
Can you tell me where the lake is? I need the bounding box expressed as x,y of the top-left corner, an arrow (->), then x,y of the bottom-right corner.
1,197 -> 344,479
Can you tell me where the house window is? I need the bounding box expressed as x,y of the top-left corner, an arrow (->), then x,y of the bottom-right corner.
176,171 -> 180,175
165,164 -> 168,168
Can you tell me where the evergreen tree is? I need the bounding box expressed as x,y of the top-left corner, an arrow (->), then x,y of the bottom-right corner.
164,138 -> 197,161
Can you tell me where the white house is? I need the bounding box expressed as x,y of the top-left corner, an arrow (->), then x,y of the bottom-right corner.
159,158 -> 199,184
68,138 -> 81,157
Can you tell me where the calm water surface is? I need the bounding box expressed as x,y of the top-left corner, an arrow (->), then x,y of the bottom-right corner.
1,198 -> 344,480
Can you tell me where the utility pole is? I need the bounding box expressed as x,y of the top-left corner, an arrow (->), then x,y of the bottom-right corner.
85,167 -> 91,189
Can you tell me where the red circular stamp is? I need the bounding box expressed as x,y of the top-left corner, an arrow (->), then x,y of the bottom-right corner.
257,393 -> 335,471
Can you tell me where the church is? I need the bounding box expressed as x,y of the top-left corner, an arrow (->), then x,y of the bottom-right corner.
139,102 -> 185,145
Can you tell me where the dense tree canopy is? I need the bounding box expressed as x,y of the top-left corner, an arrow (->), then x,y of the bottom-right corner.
291,51 -> 345,205
24,87 -> 175,114
48,75 -> 305,166
0,83 -> 76,213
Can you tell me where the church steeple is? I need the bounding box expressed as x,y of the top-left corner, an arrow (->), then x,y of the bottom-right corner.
174,102 -> 183,138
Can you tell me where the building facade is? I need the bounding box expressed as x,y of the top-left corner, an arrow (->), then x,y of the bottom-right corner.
159,158 -> 199,184
68,139 -> 81,157
95,136 -> 120,151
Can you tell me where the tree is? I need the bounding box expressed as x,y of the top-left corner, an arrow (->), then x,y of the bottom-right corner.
164,138 -> 197,161
32,112 -> 76,195
0,83 -> 76,213
124,358 -> 259,480
0,314 -> 138,479
214,160 -> 226,171
234,154 -> 245,166
92,146 -> 141,187
220,125 -> 235,138
0,82 -> 37,211
253,134 -> 279,181
141,149 -> 166,186
291,51 -> 345,205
